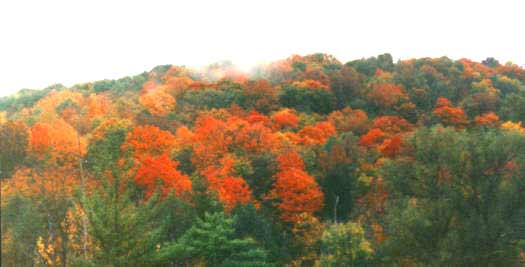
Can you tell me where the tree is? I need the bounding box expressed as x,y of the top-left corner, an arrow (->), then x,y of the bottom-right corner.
269,151 -> 324,222
378,135 -> 403,157
359,128 -> 387,147
28,118 -> 87,164
3,166 -> 81,266
85,123 -> 168,266
432,97 -> 468,127
134,153 -> 192,199
85,167 -> 164,267
474,112 -> 500,127
191,115 -> 232,170
380,126 -> 525,266
34,89 -> 83,118
318,133 -> 365,221
482,57 -> 500,68
297,121 -> 336,145
1,194 -> 47,266
366,83 -> 408,113
501,121 -> 525,134
123,125 -> 176,159
461,91 -> 500,118
232,203 -> 275,251
292,79 -> 328,90
232,117 -> 277,154
327,107 -> 369,135
346,53 -> 394,76
158,212 -> 271,266
0,121 -> 28,179
200,155 -> 253,212
138,85 -> 176,116
271,108 -> 299,129
241,79 -> 279,113
86,121 -> 129,177
179,86 -> 245,110
6,52 -> 525,266
501,93 -> 525,122
319,221 -> 373,266
5,109 -> 88,266
329,66 -> 365,109
216,176 -> 253,212
279,84 -> 336,114
372,115 -> 413,135
290,213 -> 323,266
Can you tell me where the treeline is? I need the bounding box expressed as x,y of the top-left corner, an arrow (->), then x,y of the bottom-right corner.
1,53 -> 525,266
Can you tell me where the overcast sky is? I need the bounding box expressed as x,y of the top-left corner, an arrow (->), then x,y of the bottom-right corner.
0,0 -> 523,96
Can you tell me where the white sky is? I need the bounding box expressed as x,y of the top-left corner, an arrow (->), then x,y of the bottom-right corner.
0,0 -> 524,97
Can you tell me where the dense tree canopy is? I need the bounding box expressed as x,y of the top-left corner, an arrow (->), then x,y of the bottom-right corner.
2,53 -> 525,266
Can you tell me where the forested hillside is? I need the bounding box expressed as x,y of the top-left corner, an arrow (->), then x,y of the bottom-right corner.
1,53 -> 525,266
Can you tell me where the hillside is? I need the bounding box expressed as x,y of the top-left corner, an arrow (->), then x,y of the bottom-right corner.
2,53 -> 525,266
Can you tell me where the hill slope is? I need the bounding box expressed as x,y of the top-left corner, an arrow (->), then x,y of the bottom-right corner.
2,53 -> 525,266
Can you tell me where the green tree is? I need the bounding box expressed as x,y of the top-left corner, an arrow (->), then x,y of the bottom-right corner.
85,126 -> 128,177
319,134 -> 365,222
84,125 -> 165,266
501,92 -> 525,122
319,221 -> 374,266
482,57 -> 500,68
380,126 -> 525,266
158,212 -> 271,266
329,66 -> 365,109
346,53 -> 394,76
0,121 -> 28,179
279,84 -> 335,114
179,87 -> 245,110
85,168 -> 164,267
1,195 -> 47,267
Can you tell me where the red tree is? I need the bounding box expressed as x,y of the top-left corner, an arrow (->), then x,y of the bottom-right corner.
360,128 -> 387,147
433,97 -> 468,128
135,153 -> 192,199
297,121 -> 336,145
124,125 -> 176,159
269,151 -> 324,222
379,135 -> 403,157
191,115 -> 232,170
474,112 -> 500,127
272,109 -> 299,129
372,115 -> 413,134
201,155 -> 253,212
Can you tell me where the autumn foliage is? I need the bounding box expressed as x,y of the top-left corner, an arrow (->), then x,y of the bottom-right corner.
297,121 -> 336,145
134,153 -> 192,199
327,107 -> 369,134
29,119 -> 86,162
201,155 -> 253,212
272,108 -> 299,129
191,115 -> 233,170
124,125 -> 176,158
270,151 -> 324,222
360,128 -> 387,147
433,97 -> 469,127
378,135 -> 403,157
139,86 -> 176,116
372,116 -> 413,134
474,112 -> 500,127
367,83 -> 408,110
3,53 -> 525,266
